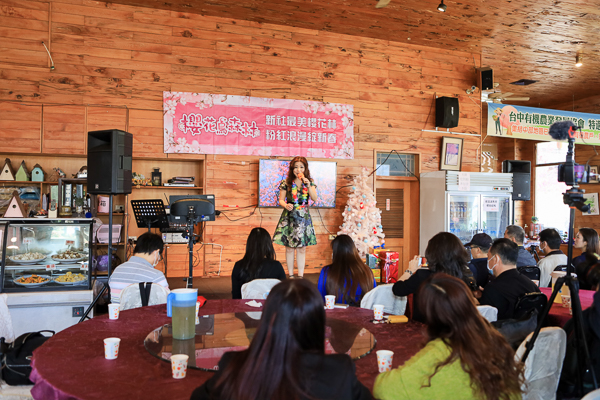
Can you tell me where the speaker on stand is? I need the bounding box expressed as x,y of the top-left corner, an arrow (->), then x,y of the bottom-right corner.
503,160 -> 531,225
80,129 -> 133,322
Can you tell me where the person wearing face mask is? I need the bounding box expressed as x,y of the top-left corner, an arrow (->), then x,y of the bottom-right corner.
108,232 -> 169,304
537,228 -> 567,287
479,238 -> 540,320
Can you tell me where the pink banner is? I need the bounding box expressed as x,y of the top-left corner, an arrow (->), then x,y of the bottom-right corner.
164,92 -> 354,159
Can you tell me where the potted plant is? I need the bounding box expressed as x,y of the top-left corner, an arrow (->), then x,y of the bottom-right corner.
74,196 -> 85,217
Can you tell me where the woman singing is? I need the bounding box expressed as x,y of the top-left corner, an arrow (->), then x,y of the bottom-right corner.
273,157 -> 318,278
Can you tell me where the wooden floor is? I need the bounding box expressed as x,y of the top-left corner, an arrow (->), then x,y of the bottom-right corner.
166,273 -> 320,300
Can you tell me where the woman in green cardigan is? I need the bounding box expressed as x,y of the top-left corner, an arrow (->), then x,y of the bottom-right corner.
373,273 -> 524,400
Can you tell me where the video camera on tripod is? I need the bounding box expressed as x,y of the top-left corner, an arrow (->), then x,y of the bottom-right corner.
521,120 -> 598,396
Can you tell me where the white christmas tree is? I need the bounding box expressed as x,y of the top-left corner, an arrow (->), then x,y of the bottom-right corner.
338,167 -> 385,257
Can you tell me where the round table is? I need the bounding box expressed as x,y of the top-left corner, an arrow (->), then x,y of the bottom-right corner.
30,300 -> 425,400
540,287 -> 595,327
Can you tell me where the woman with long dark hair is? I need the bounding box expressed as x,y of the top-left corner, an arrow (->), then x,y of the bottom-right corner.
392,231 -> 476,322
317,234 -> 376,306
375,273 -> 524,400
231,227 -> 286,299
273,157 -> 318,278
190,279 -> 371,400
573,228 -> 600,267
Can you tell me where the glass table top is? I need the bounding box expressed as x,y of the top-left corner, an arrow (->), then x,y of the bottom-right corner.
144,312 -> 376,371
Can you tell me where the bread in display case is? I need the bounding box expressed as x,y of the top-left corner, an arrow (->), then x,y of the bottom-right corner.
0,218 -> 93,292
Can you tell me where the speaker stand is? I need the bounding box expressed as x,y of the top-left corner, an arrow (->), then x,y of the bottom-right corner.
79,194 -> 115,323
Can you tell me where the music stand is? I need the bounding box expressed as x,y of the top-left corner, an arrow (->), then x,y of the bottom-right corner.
131,199 -> 170,232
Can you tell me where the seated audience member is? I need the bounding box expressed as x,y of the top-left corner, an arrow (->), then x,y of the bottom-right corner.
190,279 -> 371,400
480,238 -> 540,320
504,225 -> 537,268
573,227 -> 600,268
231,227 -> 286,299
317,234 -> 376,306
465,233 -> 493,288
374,273 -> 523,400
537,228 -> 567,287
108,232 -> 168,304
393,232 -> 476,323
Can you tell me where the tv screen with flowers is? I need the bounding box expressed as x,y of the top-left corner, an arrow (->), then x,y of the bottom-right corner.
258,159 -> 337,208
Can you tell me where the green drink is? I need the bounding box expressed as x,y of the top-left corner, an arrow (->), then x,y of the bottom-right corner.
172,305 -> 196,340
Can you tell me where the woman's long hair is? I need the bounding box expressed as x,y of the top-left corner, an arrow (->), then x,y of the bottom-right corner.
286,156 -> 312,187
419,273 -> 524,400
212,279 -> 325,400
325,235 -> 374,304
579,228 -> 600,255
425,232 -> 471,279
237,228 -> 276,282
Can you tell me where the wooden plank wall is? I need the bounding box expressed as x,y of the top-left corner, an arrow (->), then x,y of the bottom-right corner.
0,0 -> 482,276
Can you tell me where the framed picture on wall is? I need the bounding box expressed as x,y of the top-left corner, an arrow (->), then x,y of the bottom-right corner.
590,166 -> 599,184
583,193 -> 599,216
440,137 -> 464,171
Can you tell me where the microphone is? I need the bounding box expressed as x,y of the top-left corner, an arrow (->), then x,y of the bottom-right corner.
548,120 -> 578,141
297,172 -> 305,180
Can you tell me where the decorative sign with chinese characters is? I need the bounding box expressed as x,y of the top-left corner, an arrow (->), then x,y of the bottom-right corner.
487,103 -> 600,145
164,92 -> 354,159
482,198 -> 499,212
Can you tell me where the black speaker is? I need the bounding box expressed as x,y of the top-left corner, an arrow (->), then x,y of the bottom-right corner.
479,67 -> 493,90
87,129 -> 133,195
435,97 -> 459,128
503,160 -> 531,201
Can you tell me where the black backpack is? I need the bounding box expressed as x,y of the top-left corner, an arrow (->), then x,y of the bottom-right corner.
1,330 -> 54,385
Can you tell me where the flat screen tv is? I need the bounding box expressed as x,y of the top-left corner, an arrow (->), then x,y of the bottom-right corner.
258,159 -> 337,208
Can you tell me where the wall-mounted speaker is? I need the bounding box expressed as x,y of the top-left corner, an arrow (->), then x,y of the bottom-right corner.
435,97 -> 459,128
478,67 -> 494,91
87,129 -> 133,195
503,160 -> 531,201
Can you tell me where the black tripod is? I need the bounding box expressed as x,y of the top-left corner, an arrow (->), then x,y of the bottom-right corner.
520,141 -> 598,396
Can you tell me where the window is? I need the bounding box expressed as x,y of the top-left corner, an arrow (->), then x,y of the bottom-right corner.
535,142 -> 570,235
376,152 -> 416,177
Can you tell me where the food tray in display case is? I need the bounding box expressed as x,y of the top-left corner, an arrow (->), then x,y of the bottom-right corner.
1,218 -> 94,293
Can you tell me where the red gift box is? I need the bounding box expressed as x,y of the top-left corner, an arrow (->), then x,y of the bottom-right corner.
378,251 -> 399,284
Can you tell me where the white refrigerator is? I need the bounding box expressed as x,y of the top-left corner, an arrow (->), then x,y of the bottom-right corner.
420,171 -> 513,254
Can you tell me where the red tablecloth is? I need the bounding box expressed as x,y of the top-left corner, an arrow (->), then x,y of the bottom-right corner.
30,300 -> 425,400
540,287 -> 595,327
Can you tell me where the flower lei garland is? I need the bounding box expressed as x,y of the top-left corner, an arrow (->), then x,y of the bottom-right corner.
291,181 -> 309,210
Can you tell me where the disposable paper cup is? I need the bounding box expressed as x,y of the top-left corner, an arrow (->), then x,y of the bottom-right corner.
373,304 -> 385,321
104,337 -> 121,360
108,304 -> 120,320
376,350 -> 394,373
561,295 -> 571,309
325,295 -> 336,310
171,354 -> 189,379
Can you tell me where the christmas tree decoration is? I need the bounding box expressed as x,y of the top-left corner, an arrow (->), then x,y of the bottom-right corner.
338,167 -> 385,257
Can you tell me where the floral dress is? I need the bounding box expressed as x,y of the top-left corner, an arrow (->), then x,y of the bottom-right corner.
273,180 -> 317,248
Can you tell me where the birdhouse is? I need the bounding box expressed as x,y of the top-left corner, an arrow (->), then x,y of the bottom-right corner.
3,191 -> 27,218
15,161 -> 30,182
31,164 -> 45,182
0,158 -> 15,181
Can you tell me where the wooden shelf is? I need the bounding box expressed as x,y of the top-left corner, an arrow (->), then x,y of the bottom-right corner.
96,212 -> 125,216
0,180 -> 56,184
133,185 -> 202,190
95,242 -> 126,246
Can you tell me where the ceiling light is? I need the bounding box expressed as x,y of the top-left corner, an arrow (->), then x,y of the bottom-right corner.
575,54 -> 583,67
437,0 -> 446,12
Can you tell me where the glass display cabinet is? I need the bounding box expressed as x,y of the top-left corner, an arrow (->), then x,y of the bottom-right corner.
0,218 -> 93,293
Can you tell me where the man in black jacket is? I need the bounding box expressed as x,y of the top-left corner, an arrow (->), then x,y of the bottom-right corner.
480,238 -> 540,320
